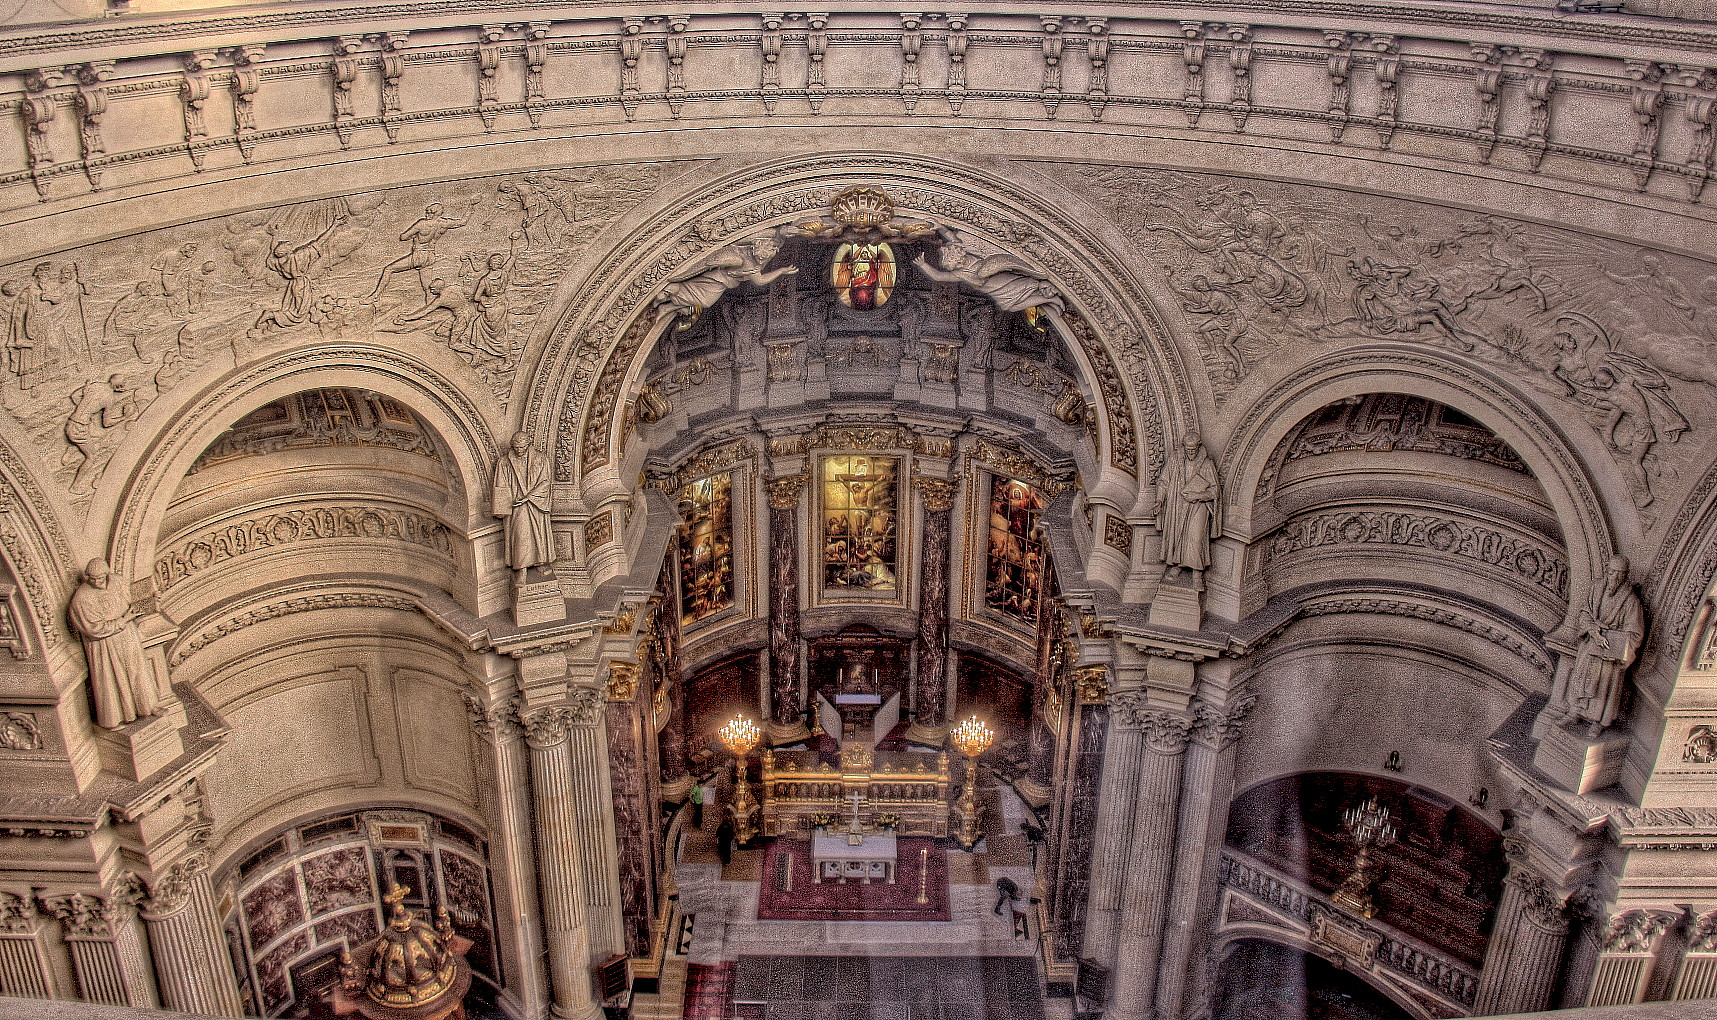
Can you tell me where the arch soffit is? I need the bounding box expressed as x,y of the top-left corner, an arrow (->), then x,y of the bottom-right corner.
1227,770 -> 1504,838
518,152 -> 1205,506
103,344 -> 500,590
1218,349 -> 1618,614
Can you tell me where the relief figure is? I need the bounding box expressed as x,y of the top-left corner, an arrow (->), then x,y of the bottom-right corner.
69,559 -> 159,730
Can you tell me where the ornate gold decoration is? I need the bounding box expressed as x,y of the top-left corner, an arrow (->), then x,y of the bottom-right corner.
357,883 -> 461,1008
765,473 -> 809,510
950,714 -> 996,850
1333,797 -> 1397,918
1103,515 -> 1133,554
831,186 -> 895,227
660,438 -> 757,491
606,661 -> 639,702
719,715 -> 762,844
584,510 -> 614,550
604,606 -> 637,635
915,475 -> 958,512
1075,665 -> 1109,703
969,439 -> 1073,499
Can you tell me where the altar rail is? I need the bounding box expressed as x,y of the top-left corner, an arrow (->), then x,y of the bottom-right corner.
1218,848 -> 1481,1011
760,748 -> 950,839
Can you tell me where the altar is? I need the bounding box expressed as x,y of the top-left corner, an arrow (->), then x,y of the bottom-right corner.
812,832 -> 897,884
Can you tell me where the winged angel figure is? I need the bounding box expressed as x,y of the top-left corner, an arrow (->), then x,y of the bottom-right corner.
912,227 -> 1064,315
653,234 -> 798,330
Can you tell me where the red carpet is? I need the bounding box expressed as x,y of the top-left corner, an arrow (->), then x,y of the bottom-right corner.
683,961 -> 735,1020
755,837 -> 951,921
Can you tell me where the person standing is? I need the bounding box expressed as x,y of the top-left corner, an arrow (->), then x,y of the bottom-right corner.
690,779 -> 705,829
716,817 -> 735,867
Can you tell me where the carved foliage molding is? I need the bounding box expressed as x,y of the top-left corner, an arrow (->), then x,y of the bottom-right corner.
155,505 -> 453,591
1109,690 -> 1194,754
1271,510 -> 1569,598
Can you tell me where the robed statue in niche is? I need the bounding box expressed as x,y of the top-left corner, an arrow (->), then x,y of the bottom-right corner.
1157,433 -> 1222,582
1547,554 -> 1645,736
70,558 -> 159,729
831,242 -> 895,310
492,432 -> 553,581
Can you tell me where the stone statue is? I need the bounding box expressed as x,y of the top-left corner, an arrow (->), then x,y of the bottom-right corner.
912,227 -> 1064,314
1549,555 -> 1644,736
492,432 -> 553,581
1156,433 -> 1222,579
653,234 -> 797,329
69,558 -> 158,730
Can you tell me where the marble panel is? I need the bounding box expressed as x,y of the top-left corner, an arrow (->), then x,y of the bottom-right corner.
302,845 -> 372,917
255,930 -> 311,1013
438,848 -> 488,923
243,868 -> 306,952
312,907 -> 379,949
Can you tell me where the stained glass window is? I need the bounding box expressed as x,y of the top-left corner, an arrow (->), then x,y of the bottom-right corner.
822,455 -> 899,592
831,242 -> 896,310
986,476 -> 1046,623
676,473 -> 733,624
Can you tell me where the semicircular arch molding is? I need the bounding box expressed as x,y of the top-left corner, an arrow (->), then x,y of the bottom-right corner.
1219,347 -> 1621,619
103,343 -> 501,597
522,152 -> 1207,515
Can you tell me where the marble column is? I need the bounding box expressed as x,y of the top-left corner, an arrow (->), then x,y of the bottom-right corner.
765,474 -> 809,743
1473,863 -> 1571,1016
1154,690 -> 1255,1020
650,586 -> 691,798
565,690 -> 625,962
138,857 -> 243,1017
913,477 -> 957,734
1082,722 -> 1143,967
1108,694 -> 1194,1020
466,693 -> 549,1020
522,703 -> 603,1020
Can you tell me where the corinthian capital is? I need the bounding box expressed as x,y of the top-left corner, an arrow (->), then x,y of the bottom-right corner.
1110,690 -> 1193,754
519,705 -> 571,748
139,858 -> 202,921
765,473 -> 809,510
914,475 -> 959,512
1511,869 -> 1570,933
1192,687 -> 1257,750
41,892 -> 113,938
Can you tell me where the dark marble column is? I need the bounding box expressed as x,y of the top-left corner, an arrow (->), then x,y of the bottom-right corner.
912,477 -> 958,735
765,474 -> 809,743
650,568 -> 691,798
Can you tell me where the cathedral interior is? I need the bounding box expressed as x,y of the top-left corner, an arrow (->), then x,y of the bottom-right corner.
6,2 -> 1717,1020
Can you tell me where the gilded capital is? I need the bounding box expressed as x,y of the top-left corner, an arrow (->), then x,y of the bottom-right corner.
765,473 -> 809,510
915,475 -> 959,512
1075,665 -> 1109,703
606,661 -> 639,702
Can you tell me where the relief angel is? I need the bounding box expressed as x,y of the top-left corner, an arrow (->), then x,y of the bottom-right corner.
1549,311 -> 1688,506
912,227 -> 1064,315
653,234 -> 798,330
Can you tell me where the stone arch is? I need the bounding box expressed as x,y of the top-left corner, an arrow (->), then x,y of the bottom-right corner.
1218,347 -> 1619,625
521,151 -> 1208,519
103,342 -> 501,603
1209,932 -> 1439,1020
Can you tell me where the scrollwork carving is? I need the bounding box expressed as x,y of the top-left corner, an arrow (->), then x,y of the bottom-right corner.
1110,691 -> 1193,754
915,476 -> 958,513
1601,908 -> 1676,953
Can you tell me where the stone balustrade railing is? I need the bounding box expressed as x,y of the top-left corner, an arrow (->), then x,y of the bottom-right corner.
1,6 -> 1716,217
1218,846 -> 1482,1010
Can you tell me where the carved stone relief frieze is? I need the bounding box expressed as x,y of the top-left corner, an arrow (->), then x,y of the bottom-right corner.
1270,509 -> 1569,598
1053,164 -> 1717,517
153,504 -> 452,592
0,711 -> 42,750
0,166 -> 669,507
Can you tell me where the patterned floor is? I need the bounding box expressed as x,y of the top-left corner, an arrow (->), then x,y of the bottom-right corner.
729,955 -> 1045,1020
683,961 -> 738,1020
755,837 -> 952,921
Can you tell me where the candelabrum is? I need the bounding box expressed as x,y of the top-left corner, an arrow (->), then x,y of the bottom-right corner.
1332,795 -> 1397,918
719,714 -> 762,845
951,714 -> 995,850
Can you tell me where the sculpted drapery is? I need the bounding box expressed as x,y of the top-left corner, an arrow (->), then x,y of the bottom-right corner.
1156,434 -> 1222,575
493,432 -> 553,577
69,558 -> 158,730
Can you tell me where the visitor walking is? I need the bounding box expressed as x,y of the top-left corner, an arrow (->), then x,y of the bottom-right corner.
993,876 -> 1021,915
690,779 -> 706,829
716,818 -> 735,867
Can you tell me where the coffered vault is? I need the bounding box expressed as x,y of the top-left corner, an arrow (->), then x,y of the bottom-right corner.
5,4 -> 1717,1020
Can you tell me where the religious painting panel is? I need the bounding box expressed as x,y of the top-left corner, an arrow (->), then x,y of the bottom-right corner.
676,472 -> 734,625
822,455 -> 900,594
831,242 -> 896,310
986,475 -> 1046,623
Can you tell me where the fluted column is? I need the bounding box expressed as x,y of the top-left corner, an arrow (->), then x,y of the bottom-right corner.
1109,693 -> 1194,1020
466,693 -> 549,1020
1155,689 -> 1255,1020
913,476 -> 957,731
1082,715 -> 1142,968
564,688 -> 625,961
1473,862 -> 1570,1015
522,703 -> 603,1020
137,855 -> 243,1017
41,892 -> 157,1008
765,474 -> 809,741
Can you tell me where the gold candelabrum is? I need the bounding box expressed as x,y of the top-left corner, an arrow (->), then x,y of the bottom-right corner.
719,714 -> 763,845
950,714 -> 995,850
1332,795 -> 1398,918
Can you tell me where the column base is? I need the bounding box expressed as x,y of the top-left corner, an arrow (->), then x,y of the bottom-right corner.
514,577 -> 566,626
659,775 -> 692,802
1533,718 -> 1630,794
903,721 -> 949,748
550,1001 -> 606,1020
767,720 -> 811,746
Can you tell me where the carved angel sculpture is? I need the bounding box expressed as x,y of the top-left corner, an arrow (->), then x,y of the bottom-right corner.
653,234 -> 797,329
912,228 -> 1064,314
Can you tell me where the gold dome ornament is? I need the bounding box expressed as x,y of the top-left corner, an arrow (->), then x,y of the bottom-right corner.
332,883 -> 474,1020
829,187 -> 894,228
